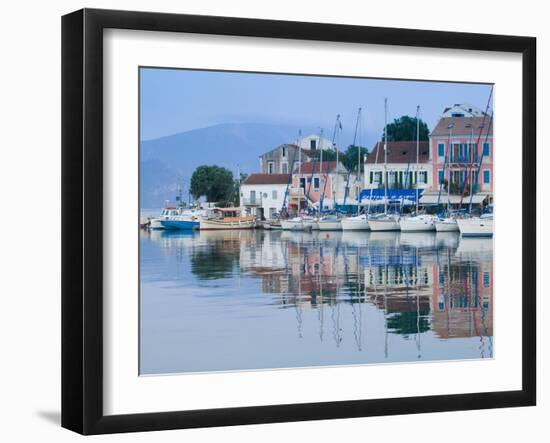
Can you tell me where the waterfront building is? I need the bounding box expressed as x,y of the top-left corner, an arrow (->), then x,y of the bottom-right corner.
295,133 -> 335,151
258,143 -> 315,175
240,173 -> 290,219
427,112 -> 493,207
290,161 -> 355,211
441,103 -> 486,118
361,141 -> 431,206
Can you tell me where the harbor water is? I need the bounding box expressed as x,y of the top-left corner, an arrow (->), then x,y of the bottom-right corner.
140,229 -> 493,375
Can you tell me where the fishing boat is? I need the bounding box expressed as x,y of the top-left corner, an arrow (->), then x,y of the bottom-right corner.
149,207 -> 181,230
341,213 -> 370,231
456,214 -> 493,237
434,217 -> 459,232
399,214 -> 436,232
281,216 -> 315,231
199,207 -> 256,230
160,216 -> 200,230
317,214 -> 342,231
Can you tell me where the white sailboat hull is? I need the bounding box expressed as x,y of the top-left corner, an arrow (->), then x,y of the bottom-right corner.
341,218 -> 370,231
281,220 -> 314,231
456,217 -> 493,237
317,221 -> 342,231
199,219 -> 255,230
399,216 -> 436,232
368,217 -> 400,231
435,219 -> 459,232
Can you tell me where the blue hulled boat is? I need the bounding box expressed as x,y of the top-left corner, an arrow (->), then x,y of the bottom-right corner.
160,218 -> 200,230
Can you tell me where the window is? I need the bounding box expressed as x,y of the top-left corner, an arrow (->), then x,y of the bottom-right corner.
272,190 -> 278,199
483,272 -> 490,288
483,170 -> 490,184
281,146 -> 287,157
438,143 -> 445,157
310,139 -> 317,150
267,162 -> 274,174
483,142 -> 490,156
419,171 -> 427,184
281,162 -> 288,174
438,169 -> 444,184
314,177 -> 319,189
369,171 -> 373,184
299,178 -> 306,189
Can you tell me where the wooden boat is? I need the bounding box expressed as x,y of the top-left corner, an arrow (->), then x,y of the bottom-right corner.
199,207 -> 256,230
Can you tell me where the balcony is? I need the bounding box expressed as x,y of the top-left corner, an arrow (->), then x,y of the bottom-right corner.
288,187 -> 306,198
242,197 -> 260,206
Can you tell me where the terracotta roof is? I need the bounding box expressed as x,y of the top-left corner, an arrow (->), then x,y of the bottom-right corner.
294,161 -> 339,174
242,173 -> 290,185
430,116 -> 493,137
366,141 -> 429,164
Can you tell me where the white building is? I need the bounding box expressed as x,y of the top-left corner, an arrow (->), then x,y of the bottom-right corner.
441,103 -> 487,118
363,141 -> 433,194
240,173 -> 290,219
296,133 -> 336,151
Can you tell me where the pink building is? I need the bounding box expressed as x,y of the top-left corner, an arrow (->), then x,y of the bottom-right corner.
430,116 -> 493,197
289,161 -> 352,211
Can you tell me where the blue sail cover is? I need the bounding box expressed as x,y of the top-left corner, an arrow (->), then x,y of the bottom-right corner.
360,188 -> 424,205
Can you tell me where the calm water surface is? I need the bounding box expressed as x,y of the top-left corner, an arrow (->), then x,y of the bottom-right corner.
140,229 -> 493,374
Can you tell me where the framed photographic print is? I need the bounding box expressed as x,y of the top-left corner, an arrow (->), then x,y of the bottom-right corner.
61,8 -> 536,435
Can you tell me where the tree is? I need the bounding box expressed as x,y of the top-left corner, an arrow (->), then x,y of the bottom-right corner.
383,115 -> 430,142
190,165 -> 235,204
342,145 -> 369,172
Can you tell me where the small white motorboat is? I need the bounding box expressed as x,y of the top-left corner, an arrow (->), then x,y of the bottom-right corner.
456,214 -> 493,237
341,214 -> 370,231
434,217 -> 459,232
317,215 -> 342,231
399,215 -> 436,232
368,213 -> 400,231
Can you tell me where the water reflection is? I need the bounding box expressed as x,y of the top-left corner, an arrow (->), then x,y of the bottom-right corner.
140,229 -> 493,374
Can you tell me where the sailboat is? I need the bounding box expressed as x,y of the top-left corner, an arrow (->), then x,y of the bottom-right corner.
457,212 -> 493,237
317,214 -> 342,230
342,107 -> 370,231
368,98 -> 400,231
399,106 -> 436,232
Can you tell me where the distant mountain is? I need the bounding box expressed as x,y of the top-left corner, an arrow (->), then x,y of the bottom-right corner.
140,122 -> 379,208
140,123 -> 319,208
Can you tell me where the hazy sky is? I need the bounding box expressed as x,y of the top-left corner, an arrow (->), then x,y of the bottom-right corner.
140,67 -> 493,147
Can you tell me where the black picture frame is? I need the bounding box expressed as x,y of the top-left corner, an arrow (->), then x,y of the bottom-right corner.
62,8 -> 536,435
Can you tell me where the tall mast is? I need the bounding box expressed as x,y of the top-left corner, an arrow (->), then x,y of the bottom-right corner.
468,125 -> 474,213
298,129 -> 302,175
353,108 -> 362,215
416,105 -> 420,214
384,98 -> 388,214
319,128 -> 324,211
447,124 -> 453,213
333,114 -> 341,210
